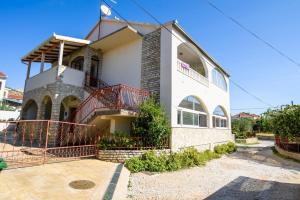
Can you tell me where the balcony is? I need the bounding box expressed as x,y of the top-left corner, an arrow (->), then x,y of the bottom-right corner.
25,65 -> 85,92
177,59 -> 209,87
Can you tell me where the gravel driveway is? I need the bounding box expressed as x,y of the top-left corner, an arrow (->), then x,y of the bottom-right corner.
128,141 -> 300,200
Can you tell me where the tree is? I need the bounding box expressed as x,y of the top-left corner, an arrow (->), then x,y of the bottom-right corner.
132,98 -> 171,148
231,118 -> 254,139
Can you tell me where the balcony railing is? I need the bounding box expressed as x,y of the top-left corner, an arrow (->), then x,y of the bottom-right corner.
75,84 -> 149,123
25,65 -> 85,92
177,59 -> 209,87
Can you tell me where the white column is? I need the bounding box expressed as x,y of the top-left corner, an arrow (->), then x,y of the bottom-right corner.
26,61 -> 32,79
58,41 -> 64,66
40,52 -> 45,73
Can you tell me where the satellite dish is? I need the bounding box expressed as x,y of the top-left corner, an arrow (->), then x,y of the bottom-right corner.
101,5 -> 111,16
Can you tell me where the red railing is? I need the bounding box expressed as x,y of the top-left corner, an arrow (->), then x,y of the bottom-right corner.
275,135 -> 300,153
75,84 -> 149,123
0,120 -> 98,169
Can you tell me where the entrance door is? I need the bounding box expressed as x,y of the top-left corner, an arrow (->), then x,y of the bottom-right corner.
90,56 -> 99,87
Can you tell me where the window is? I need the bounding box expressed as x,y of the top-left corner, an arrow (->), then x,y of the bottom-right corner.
177,96 -> 207,127
70,56 -> 84,71
212,68 -> 227,91
212,106 -> 228,128
0,81 -> 2,90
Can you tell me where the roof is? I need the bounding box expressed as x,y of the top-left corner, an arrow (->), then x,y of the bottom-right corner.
21,34 -> 90,63
90,26 -> 143,52
232,112 -> 260,119
85,18 -> 159,39
5,87 -> 23,101
0,72 -> 7,78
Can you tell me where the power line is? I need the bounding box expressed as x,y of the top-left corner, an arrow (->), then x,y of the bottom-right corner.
102,0 -> 274,108
230,80 -> 274,107
205,0 -> 300,69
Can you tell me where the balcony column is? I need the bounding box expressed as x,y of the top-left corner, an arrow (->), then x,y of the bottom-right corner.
58,41 -> 64,66
26,61 -> 32,79
40,52 -> 45,73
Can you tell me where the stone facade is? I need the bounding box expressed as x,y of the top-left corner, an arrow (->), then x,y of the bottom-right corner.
141,29 -> 161,100
22,80 -> 85,121
98,149 -> 171,163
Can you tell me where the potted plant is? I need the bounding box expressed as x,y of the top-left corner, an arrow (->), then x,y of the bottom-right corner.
0,158 -> 7,172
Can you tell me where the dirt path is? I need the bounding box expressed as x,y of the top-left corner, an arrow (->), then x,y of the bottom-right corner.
128,141 -> 300,200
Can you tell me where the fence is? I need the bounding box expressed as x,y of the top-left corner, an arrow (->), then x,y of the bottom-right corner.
275,136 -> 300,153
98,133 -> 170,150
0,120 -> 98,169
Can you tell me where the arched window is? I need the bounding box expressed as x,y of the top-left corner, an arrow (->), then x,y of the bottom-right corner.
212,68 -> 227,91
212,106 -> 228,128
177,96 -> 208,127
70,56 -> 84,71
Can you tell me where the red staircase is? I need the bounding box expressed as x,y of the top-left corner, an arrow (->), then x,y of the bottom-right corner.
76,83 -> 149,123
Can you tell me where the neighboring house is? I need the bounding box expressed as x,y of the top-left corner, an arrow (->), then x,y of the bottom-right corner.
3,87 -> 23,109
21,19 -> 233,151
0,72 -> 7,104
232,112 -> 260,120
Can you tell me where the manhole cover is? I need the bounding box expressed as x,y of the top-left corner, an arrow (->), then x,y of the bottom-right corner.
69,180 -> 96,190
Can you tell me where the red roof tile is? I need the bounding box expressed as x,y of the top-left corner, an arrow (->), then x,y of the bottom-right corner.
0,71 -> 7,78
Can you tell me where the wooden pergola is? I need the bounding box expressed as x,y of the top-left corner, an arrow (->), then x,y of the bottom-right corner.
22,34 -> 90,79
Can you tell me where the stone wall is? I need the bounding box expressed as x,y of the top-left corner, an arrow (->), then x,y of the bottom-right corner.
141,29 -> 161,100
171,127 -> 234,151
98,149 -> 171,163
275,145 -> 300,161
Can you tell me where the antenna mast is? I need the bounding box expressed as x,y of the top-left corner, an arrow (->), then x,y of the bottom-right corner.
98,0 -> 102,40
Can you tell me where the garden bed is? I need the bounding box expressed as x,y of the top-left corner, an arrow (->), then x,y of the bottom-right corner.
275,145 -> 300,162
236,137 -> 258,144
98,149 -> 171,163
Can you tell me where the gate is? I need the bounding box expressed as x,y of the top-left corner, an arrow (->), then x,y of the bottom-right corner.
0,120 -> 99,169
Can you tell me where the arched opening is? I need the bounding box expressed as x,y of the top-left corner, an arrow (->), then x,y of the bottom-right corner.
177,95 -> 208,127
212,68 -> 227,91
177,42 -> 207,77
41,96 -> 52,120
70,56 -> 84,71
59,96 -> 81,122
212,106 -> 228,128
22,100 -> 38,120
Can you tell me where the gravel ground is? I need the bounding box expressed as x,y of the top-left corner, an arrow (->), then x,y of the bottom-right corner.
128,141 -> 300,200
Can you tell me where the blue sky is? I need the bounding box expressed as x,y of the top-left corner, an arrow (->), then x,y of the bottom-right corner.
0,0 -> 299,114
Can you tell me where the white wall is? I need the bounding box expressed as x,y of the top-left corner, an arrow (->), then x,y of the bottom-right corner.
25,66 -> 85,92
0,110 -> 20,121
101,39 -> 142,88
169,28 -> 231,128
0,78 -> 7,101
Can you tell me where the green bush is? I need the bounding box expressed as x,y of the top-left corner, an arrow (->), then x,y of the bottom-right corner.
232,118 -> 254,139
132,98 -> 170,148
0,158 -> 7,171
214,142 -> 237,154
124,157 -> 145,173
125,143 -> 236,173
98,131 -> 142,150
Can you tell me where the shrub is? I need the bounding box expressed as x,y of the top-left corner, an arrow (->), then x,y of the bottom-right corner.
124,157 -> 145,173
214,142 -> 237,154
98,131 -> 142,150
125,143 -> 236,173
232,118 -> 254,139
132,98 -> 170,148
0,158 -> 7,171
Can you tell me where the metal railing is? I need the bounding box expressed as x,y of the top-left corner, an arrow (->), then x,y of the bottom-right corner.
75,84 -> 149,123
275,136 -> 300,153
0,120 -> 98,169
177,59 -> 209,87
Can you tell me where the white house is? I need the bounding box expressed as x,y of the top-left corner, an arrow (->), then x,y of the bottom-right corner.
21,19 -> 233,151
0,72 -> 7,103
